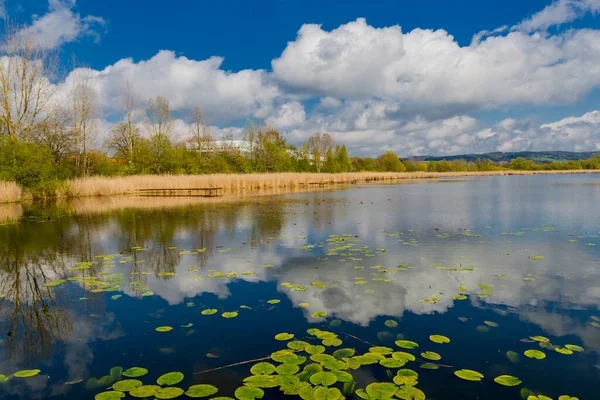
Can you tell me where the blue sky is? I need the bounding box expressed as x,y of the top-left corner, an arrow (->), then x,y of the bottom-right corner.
4,0 -> 600,156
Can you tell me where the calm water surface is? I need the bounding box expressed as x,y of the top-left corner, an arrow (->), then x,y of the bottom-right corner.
1,175 -> 600,400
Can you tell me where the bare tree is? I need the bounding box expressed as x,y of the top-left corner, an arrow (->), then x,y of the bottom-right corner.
31,107 -> 77,163
0,22 -> 57,142
105,121 -> 141,160
145,95 -> 174,139
307,132 -> 334,172
123,81 -> 136,166
188,105 -> 213,152
71,68 -> 98,176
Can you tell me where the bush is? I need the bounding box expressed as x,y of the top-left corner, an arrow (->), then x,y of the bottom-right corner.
0,138 -> 58,197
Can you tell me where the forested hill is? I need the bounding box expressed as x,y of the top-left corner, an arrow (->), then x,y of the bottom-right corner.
410,151 -> 598,163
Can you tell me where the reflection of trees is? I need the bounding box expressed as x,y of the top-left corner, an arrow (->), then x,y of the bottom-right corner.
0,222 -> 74,365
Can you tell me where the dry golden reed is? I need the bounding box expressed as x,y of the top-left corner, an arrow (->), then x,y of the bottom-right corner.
0,180 -> 22,203
58,170 -> 600,198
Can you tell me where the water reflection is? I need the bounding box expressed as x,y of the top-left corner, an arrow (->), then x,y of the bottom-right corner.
0,175 -> 599,399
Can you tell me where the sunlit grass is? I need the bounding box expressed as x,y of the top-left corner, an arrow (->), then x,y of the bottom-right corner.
0,180 -> 22,203
58,170 -> 600,198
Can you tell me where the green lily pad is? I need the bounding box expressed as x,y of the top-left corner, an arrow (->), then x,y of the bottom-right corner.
392,351 -> 416,362
555,347 -> 573,355
565,344 -> 584,352
288,341 -> 310,350
311,311 -> 328,318
123,367 -> 148,378
222,312 -> 238,318
421,351 -> 441,361
155,387 -> 184,399
201,309 -> 218,315
369,346 -> 393,355
380,358 -> 407,368
384,320 -> 398,328
275,333 -> 294,341
524,349 -> 546,359
396,386 -> 426,400
185,384 -> 219,398
95,391 -> 126,400
429,335 -> 450,344
250,362 -> 275,375
181,323 -> 193,328
419,363 -> 439,370
242,375 -> 279,388
331,370 -> 353,383
157,372 -> 184,386
529,336 -> 550,343
329,319 -> 342,327
299,303 -> 310,308
267,299 -> 280,304
454,369 -> 484,381
141,291 -> 153,297
494,375 -> 522,387
156,326 -> 173,332
0,374 -> 11,383
395,340 -> 419,349
276,364 -> 300,375
14,369 -> 41,378
365,382 -> 397,398
306,345 -> 326,355
393,369 -> 418,386
110,366 -> 122,380
234,386 -> 264,400
313,386 -> 343,400
113,379 -> 143,392
484,321 -> 499,328
558,396 -> 579,400
130,385 -> 161,398
506,351 -> 520,364
309,371 -> 337,386
332,348 -> 355,359
453,295 -> 467,300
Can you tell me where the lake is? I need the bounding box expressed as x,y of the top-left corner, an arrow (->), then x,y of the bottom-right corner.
1,174 -> 599,400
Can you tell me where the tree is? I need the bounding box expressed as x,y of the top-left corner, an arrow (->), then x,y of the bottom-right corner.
376,151 -> 405,172
334,145 -> 352,172
307,133 -> 334,173
188,106 -> 214,153
255,128 -> 291,172
71,68 -> 98,176
123,81 -> 136,166
105,122 -> 141,163
146,96 -> 175,139
147,132 -> 174,174
0,22 -> 57,142
31,107 -> 77,164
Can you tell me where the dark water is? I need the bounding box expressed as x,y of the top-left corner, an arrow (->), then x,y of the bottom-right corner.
1,175 -> 600,400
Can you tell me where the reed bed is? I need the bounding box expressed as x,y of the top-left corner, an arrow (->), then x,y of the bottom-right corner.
57,170 -> 600,199
0,180 -> 22,203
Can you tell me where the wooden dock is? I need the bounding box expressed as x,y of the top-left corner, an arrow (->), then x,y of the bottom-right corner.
135,187 -> 224,197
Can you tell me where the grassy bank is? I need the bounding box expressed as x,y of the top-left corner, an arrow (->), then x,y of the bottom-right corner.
0,181 -> 22,203
57,170 -> 600,198
2,170 -> 599,203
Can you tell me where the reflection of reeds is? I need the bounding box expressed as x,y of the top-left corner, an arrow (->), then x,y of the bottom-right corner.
0,204 -> 22,224
56,170 -> 600,199
0,180 -> 22,203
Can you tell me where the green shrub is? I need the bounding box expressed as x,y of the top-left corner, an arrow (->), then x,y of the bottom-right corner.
0,138 -> 58,197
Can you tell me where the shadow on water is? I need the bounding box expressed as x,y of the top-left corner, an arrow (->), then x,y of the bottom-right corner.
0,174 -> 599,399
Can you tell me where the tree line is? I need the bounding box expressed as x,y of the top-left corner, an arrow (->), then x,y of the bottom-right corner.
1,24 -> 599,197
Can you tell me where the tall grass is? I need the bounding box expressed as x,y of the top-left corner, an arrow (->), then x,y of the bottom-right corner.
0,180 -> 22,203
57,170 -> 600,198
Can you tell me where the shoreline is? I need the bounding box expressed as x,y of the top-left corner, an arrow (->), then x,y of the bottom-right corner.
2,169 -> 600,204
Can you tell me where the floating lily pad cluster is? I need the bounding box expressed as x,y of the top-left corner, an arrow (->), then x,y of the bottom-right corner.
93,369 -> 220,400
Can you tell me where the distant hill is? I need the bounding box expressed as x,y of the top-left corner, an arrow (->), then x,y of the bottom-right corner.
409,151 -> 598,163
